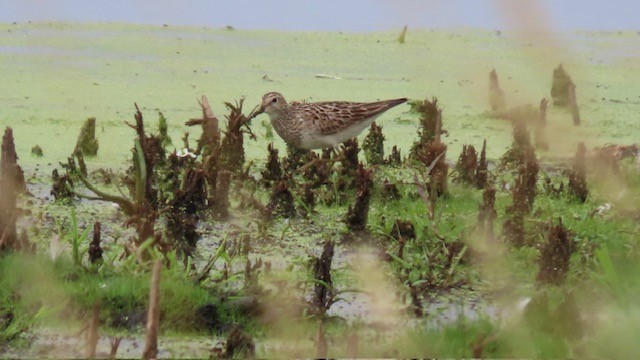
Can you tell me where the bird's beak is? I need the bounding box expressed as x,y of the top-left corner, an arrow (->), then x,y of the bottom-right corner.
247,105 -> 264,121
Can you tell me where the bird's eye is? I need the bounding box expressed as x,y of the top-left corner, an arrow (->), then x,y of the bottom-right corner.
272,98 -> 277,103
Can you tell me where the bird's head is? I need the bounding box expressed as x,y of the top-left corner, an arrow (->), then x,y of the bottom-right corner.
248,92 -> 288,120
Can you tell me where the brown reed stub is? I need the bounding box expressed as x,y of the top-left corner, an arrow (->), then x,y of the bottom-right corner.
85,303 -> 100,359
568,142 -> 588,202
419,140 -> 448,198
382,179 -> 401,200
534,98 -> 550,150
283,143 -> 310,172
537,218 -> 575,285
88,222 -> 103,264
551,64 -> 574,107
477,183 -> 497,240
455,144 -> 478,186
362,122 -> 385,165
503,175 -> 528,247
68,105 -> 172,257
543,176 -> 565,197
568,83 -> 581,126
300,183 -> 316,217
410,97 -> 447,160
0,127 -> 21,251
346,333 -> 359,358
301,151 -> 333,188
500,118 -> 532,170
391,219 -> 416,259
261,143 -> 282,187
335,138 -> 361,193
521,147 -> 539,212
213,170 -> 232,219
412,99 -> 449,197
391,219 -> 416,241
157,111 -> 172,146
166,164 -> 206,256
387,145 -> 402,165
110,337 -> 122,358
315,321 -> 328,358
244,258 -> 263,292
224,326 -> 255,359
312,240 -> 335,315
489,68 -> 506,111
594,143 -> 639,174
74,117 -> 99,156
408,282 -> 424,318
502,131 -> 538,247
17,229 -> 34,253
75,150 -> 88,177
398,25 -> 408,44
186,95 -> 222,192
51,168 -> 74,201
142,260 -> 162,360
553,292 -> 584,340
475,139 -> 488,189
220,99 -> 249,173
345,164 -> 374,231
266,180 -> 296,219
340,138 -> 360,175
30,144 -> 43,157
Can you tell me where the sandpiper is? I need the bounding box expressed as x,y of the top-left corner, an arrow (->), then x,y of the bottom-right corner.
248,92 -> 408,150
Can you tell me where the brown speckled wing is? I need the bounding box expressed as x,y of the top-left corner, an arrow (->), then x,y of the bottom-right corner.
297,98 -> 407,135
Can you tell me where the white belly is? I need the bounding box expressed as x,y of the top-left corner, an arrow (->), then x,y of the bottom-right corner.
299,115 -> 380,149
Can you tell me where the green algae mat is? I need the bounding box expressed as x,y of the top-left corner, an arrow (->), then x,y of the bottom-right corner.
1,22 -> 639,171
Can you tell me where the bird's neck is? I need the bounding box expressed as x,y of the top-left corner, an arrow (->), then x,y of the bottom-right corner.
267,106 -> 290,122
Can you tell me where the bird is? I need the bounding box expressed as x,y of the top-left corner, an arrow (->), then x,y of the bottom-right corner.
248,92 -> 408,150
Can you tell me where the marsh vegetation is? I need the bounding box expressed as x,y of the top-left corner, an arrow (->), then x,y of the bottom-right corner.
1,22 -> 640,358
